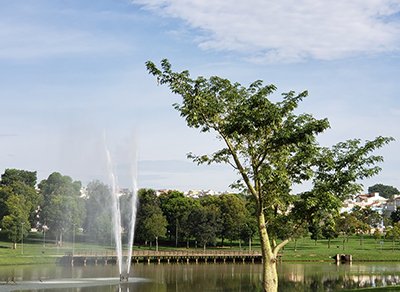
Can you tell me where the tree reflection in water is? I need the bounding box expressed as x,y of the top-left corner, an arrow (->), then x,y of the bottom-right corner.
2,263 -> 400,291
278,263 -> 400,291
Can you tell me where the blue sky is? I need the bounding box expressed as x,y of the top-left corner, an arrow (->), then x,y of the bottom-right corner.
1,0 -> 400,193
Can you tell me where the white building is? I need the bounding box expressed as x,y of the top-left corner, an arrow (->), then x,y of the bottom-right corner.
341,192 -> 387,214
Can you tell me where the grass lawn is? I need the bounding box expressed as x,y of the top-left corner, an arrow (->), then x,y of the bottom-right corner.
0,235 -> 115,265
280,235 -> 400,261
2,233 -> 400,265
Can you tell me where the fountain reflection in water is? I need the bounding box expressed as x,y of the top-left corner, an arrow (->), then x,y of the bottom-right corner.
105,137 -> 138,282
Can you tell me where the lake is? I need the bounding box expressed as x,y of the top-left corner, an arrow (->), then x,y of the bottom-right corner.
1,262 -> 400,291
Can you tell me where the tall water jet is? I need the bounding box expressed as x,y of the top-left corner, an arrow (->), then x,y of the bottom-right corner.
104,137 -> 138,281
125,151 -> 138,276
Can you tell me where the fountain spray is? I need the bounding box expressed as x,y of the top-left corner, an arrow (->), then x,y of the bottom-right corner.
105,136 -> 138,282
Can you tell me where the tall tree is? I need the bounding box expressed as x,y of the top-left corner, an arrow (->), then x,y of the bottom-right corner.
144,212 -> 167,251
178,197 -> 201,248
321,216 -> 339,248
218,193 -> 248,246
1,193 -> 30,249
240,195 -> 259,251
336,212 -> 359,249
146,59 -> 393,292
352,206 -> 382,231
159,190 -> 194,247
83,180 -> 112,244
39,172 -> 85,246
0,169 -> 40,227
188,203 -> 221,250
135,189 -> 167,246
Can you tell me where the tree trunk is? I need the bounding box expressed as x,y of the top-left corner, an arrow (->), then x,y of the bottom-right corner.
258,210 -> 278,292
12,242 -> 17,249
156,236 -> 159,252
175,219 -> 178,247
59,232 -> 63,247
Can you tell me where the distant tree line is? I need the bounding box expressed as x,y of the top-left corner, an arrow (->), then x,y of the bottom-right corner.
0,169 -> 256,250
1,168 -> 400,250
368,183 -> 399,199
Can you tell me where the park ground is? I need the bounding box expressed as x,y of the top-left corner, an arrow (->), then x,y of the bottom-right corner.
2,234 -> 400,291
2,233 -> 400,265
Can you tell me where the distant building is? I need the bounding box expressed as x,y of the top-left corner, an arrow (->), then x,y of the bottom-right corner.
184,189 -> 225,198
341,192 -> 387,214
384,195 -> 400,213
154,189 -> 225,198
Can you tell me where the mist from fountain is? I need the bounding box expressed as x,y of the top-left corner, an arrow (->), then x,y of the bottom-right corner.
105,142 -> 138,280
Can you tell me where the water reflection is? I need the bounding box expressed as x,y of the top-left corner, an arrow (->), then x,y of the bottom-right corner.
1,262 -> 400,291
279,262 -> 400,291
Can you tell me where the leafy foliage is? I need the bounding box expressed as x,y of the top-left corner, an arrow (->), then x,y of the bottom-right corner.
368,183 -> 399,199
391,209 -> 400,223
218,193 -> 249,244
313,137 -> 394,201
135,189 -> 167,244
1,194 -> 30,246
83,180 -> 112,244
1,169 -> 37,188
0,169 -> 39,246
159,190 -> 198,246
0,169 -> 40,227
39,172 -> 84,245
146,59 -> 392,292
188,203 -> 221,249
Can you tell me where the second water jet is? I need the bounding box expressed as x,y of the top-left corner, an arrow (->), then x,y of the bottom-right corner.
105,140 -> 138,281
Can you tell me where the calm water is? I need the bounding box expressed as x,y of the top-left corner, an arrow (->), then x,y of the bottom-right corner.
1,262 -> 400,291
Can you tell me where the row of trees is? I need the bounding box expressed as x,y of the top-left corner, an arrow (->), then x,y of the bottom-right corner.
1,167 -> 399,252
0,170 -> 83,248
0,170 -> 255,251
136,189 -> 257,251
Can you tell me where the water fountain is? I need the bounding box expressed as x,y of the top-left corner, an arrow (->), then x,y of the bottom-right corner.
105,143 -> 138,282
1,137 -> 140,291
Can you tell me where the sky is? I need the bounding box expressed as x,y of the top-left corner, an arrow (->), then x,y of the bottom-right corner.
1,0 -> 400,193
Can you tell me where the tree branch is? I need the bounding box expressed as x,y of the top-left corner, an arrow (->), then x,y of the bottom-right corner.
221,134 -> 259,200
273,238 -> 290,257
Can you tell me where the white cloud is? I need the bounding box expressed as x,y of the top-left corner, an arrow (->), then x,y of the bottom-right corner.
133,0 -> 400,62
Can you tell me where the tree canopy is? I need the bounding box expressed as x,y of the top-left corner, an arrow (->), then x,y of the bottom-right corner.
83,180 -> 112,244
38,172 -> 84,246
0,169 -> 38,248
146,59 -> 393,292
368,183 -> 399,199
